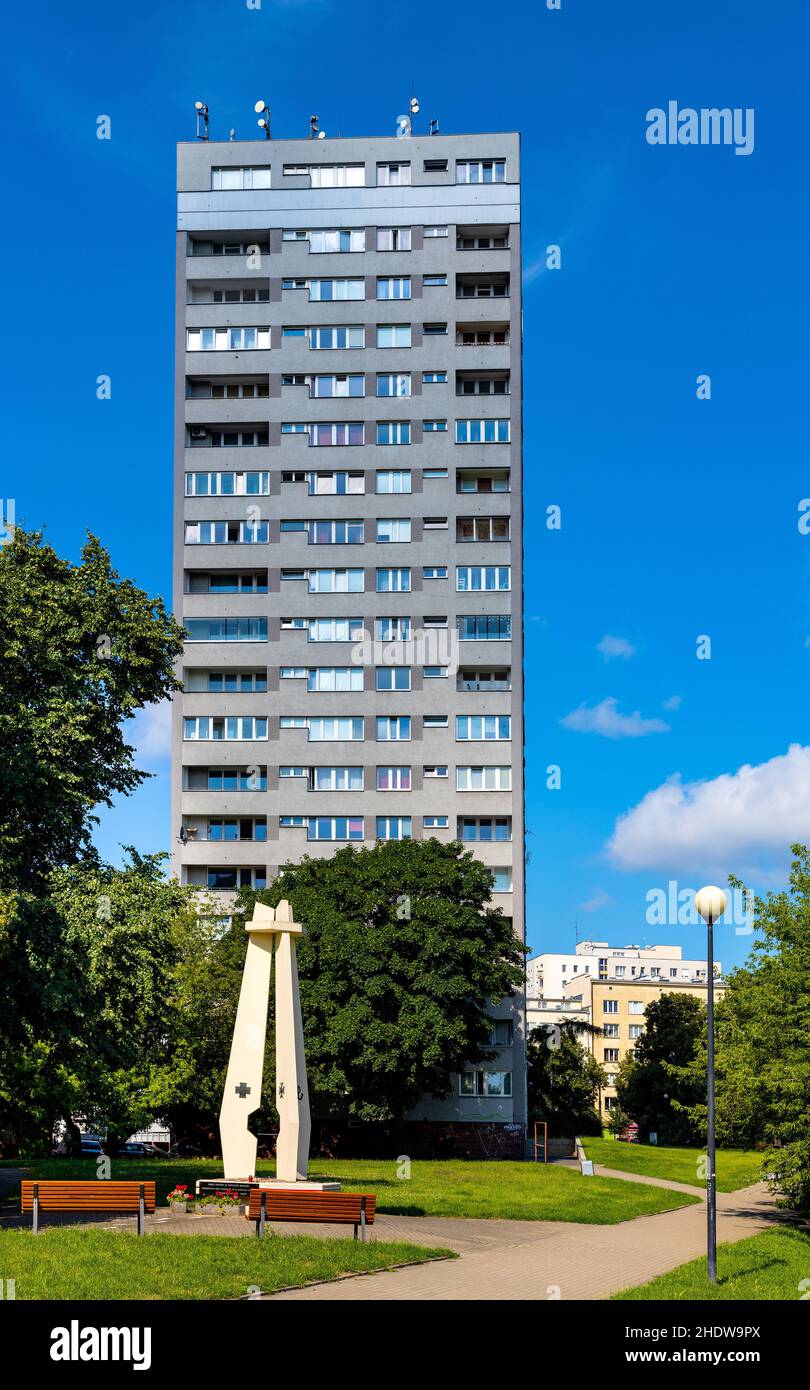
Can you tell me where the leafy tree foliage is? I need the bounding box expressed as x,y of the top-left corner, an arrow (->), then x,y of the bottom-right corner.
0,853 -> 195,1154
615,993 -> 707,1144
222,839 -> 527,1123
526,1021 -> 605,1135
0,528 -> 184,892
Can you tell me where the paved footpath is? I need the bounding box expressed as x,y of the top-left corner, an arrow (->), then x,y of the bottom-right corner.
264,1181 -> 783,1301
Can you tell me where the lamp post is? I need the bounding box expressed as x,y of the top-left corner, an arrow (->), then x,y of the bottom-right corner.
695,884 -> 726,1284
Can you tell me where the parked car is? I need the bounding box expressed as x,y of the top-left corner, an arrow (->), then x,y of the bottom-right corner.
116,1142 -> 150,1158
80,1138 -> 105,1157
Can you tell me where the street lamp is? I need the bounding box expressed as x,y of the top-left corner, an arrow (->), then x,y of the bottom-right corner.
695,883 -> 726,1284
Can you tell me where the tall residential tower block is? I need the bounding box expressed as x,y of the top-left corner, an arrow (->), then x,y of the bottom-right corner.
171,131 -> 525,1126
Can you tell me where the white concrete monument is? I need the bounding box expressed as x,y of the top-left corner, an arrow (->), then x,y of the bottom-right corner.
219,900 -> 333,1187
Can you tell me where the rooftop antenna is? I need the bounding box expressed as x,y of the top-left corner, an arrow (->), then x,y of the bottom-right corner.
254,100 -> 271,139
309,114 -> 326,140
396,97 -> 419,138
229,128 -> 236,142
195,101 -> 209,142
429,117 -> 440,136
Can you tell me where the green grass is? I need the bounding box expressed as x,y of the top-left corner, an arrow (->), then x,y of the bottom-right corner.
614,1226 -> 810,1300
0,1226 -> 450,1300
2,1156 -> 699,1223
581,1138 -> 763,1192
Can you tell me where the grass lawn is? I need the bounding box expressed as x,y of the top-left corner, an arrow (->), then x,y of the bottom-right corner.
581,1138 -> 763,1192
0,1226 -> 451,1300
614,1227 -> 810,1300
1,1157 -> 699,1224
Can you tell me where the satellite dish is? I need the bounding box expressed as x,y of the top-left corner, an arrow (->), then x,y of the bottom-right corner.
258,118 -> 267,128
195,101 -> 205,112
254,100 -> 266,114
396,114 -> 412,138
410,97 -> 420,114
317,130 -> 326,139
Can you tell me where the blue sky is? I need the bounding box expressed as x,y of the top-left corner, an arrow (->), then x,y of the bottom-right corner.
3,0 -> 808,971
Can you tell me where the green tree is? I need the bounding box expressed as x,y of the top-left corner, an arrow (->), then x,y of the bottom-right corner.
675,847 -> 810,1209
0,853 -> 195,1154
615,992 -> 706,1144
526,1021 -> 605,1135
216,839 -> 527,1123
0,528 -> 184,892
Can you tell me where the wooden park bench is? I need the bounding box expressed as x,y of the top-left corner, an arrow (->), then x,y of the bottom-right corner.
246,1188 -> 377,1242
20,1180 -> 156,1235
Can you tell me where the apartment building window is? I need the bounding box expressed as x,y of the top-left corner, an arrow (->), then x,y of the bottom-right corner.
303,519 -> 364,544
188,379 -> 270,400
456,566 -> 511,592
308,767 -> 364,791
628,1001 -> 645,1015
303,325 -> 365,350
190,285 -> 270,305
310,423 -> 365,447
459,1071 -> 511,1096
603,1049 -> 620,1064
457,277 -> 509,299
205,672 -> 267,692
423,419 -> 447,432
423,666 -> 448,678
423,322 -> 447,336
377,227 -> 412,251
455,418 -> 511,444
376,518 -> 411,543
187,327 -> 271,351
376,568 -> 411,592
308,374 -> 365,398
307,278 -> 365,302
423,274 -> 448,287
457,231 -> 508,250
458,617 -> 511,642
457,516 -> 510,542
376,716 -> 411,741
376,815 -> 412,840
456,765 -> 512,790
279,815 -> 308,827
208,867 -> 267,890
458,326 -> 508,347
207,818 -> 268,843
377,324 -> 412,348
190,238 -> 270,257
184,618 -> 268,643
376,470 -> 412,494
376,422 -> 411,446
307,568 -> 364,593
491,868 -> 513,893
205,768 -> 267,791
376,617 -> 412,641
456,159 -> 506,184
211,166 -> 271,190
296,717 -> 365,741
376,668 -> 411,691
424,225 -> 448,237
187,427 -> 268,448
603,1024 -> 620,1038
424,468 -> 448,479
185,472 -> 270,496
307,668 -> 364,692
190,572 -> 267,594
423,715 -> 448,729
185,520 -> 269,544
377,372 -> 411,397
422,370 -> 447,383
376,766 -> 411,791
184,716 -> 268,740
459,817 -> 512,842
457,375 -> 510,396
377,276 -> 411,301
605,1073 -> 618,1087
308,816 -> 365,841
423,764 -> 448,778
305,471 -> 365,495
284,163 -> 364,187
603,999 -> 619,1014
295,228 -> 365,253
306,617 -> 364,642
377,162 -> 411,186
457,471 -> 510,493
629,1025 -> 644,1040
424,815 -> 448,829
456,715 -> 511,741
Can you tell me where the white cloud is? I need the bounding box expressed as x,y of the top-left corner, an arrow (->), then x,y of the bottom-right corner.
597,634 -> 636,661
579,890 -> 611,913
130,700 -> 173,764
561,697 -> 670,740
606,743 -> 810,876
662,694 -> 682,711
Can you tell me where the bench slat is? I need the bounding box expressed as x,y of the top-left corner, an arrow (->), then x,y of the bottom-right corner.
21,1180 -> 156,1214
246,1190 -> 376,1224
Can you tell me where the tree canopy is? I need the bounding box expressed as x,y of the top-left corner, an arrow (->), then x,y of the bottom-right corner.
527,1020 -> 605,1136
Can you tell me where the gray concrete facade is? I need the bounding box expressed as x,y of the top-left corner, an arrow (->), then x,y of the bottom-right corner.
171,131 -> 525,1124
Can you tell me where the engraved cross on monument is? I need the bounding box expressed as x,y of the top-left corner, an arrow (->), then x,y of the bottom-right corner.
218,900 -> 338,1190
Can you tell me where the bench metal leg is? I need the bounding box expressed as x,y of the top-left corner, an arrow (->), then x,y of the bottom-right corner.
32,1186 -> 39,1236
360,1196 -> 367,1243
137,1184 -> 145,1236
258,1191 -> 266,1239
